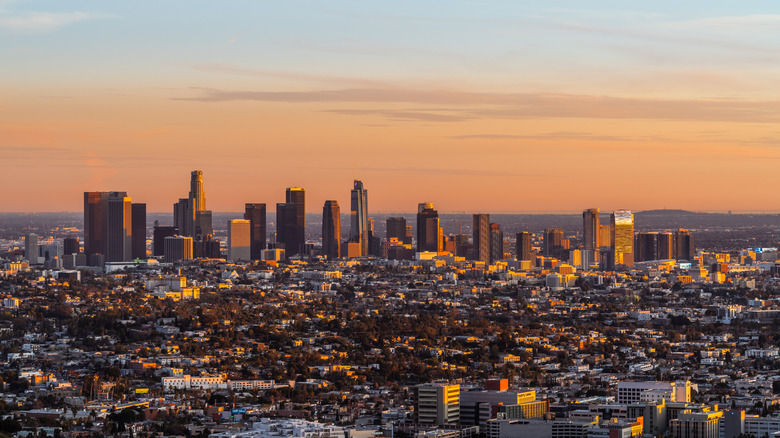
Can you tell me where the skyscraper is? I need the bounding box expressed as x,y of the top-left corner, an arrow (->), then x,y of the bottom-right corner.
386,217 -> 407,243
84,191 -> 109,261
322,200 -> 341,259
244,203 -> 267,260
106,192 -> 132,263
543,228 -> 564,257
173,170 -> 213,242
635,232 -> 657,262
583,208 -> 600,251
350,180 -> 369,256
416,202 -> 440,253
516,232 -> 532,261
153,225 -> 178,257
24,233 -> 39,264
164,236 -> 192,263
490,223 -> 503,263
675,229 -> 695,261
276,187 -> 305,256
63,235 -> 80,256
657,232 -> 674,260
131,203 -> 146,259
227,219 -> 251,262
472,214 -> 490,263
611,210 -> 634,268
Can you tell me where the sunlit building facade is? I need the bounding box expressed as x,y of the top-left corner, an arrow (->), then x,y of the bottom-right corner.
611,210 -> 634,268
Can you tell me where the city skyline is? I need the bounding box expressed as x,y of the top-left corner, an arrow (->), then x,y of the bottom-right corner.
3,1 -> 780,212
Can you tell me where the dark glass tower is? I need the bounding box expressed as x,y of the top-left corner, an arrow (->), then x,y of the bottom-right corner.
350,180 -> 369,256
106,192 -> 132,263
131,203 -> 146,259
322,200 -> 341,259
583,208 -> 600,251
244,203 -> 267,260
84,192 -> 109,260
276,187 -> 305,256
416,202 -> 440,252
516,232 -> 532,261
472,214 -> 490,263
386,217 -> 407,242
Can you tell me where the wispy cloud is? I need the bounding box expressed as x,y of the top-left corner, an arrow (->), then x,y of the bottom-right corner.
671,14 -> 780,29
0,10 -> 110,33
179,87 -> 780,123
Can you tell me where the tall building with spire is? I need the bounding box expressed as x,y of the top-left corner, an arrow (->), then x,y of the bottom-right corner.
173,170 -> 215,257
583,208 -> 600,251
350,180 -> 369,256
322,200 -> 341,259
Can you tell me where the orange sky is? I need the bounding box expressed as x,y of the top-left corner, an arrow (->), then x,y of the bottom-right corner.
2,2 -> 780,213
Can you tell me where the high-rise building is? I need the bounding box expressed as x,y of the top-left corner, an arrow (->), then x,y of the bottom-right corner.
583,208 -> 600,251
472,214 -> 490,263
164,236 -> 192,263
543,228 -> 564,257
24,233 -> 40,264
153,225 -> 179,257
416,382 -> 460,426
490,223 -> 504,263
63,235 -> 80,256
657,232 -> 674,260
350,180 -> 369,256
675,229 -> 695,261
416,203 -> 440,253
173,170 -> 213,247
106,192 -> 132,263
276,187 -> 305,256
322,200 -> 341,259
386,217 -> 407,243
244,203 -> 267,260
516,232 -> 532,261
84,191 -> 109,260
635,232 -> 657,262
131,203 -> 146,260
227,219 -> 251,262
598,224 -> 612,248
611,210 -> 634,268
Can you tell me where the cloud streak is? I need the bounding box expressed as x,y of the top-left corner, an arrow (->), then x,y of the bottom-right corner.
0,10 -> 110,33
179,87 -> 780,123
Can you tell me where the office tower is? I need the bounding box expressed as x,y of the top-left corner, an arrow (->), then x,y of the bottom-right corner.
516,232 -> 532,261
164,236 -> 193,263
24,233 -> 39,264
63,236 -> 80,256
490,223 -> 504,263
84,191 -> 109,260
106,192 -> 132,262
657,232 -> 674,260
276,187 -> 305,256
675,229 -> 695,261
322,200 -> 341,259
173,170 -> 213,243
543,228 -> 564,257
416,382 -> 460,426
386,217 -> 407,242
583,208 -> 600,251
173,198 -> 191,237
611,210 -> 634,268
227,219 -> 251,262
416,203 -> 440,252
350,180 -> 369,256
153,226 -> 179,257
244,203 -> 267,260
131,203 -> 146,259
472,214 -> 490,263
635,232 -> 657,262
598,224 -> 612,247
